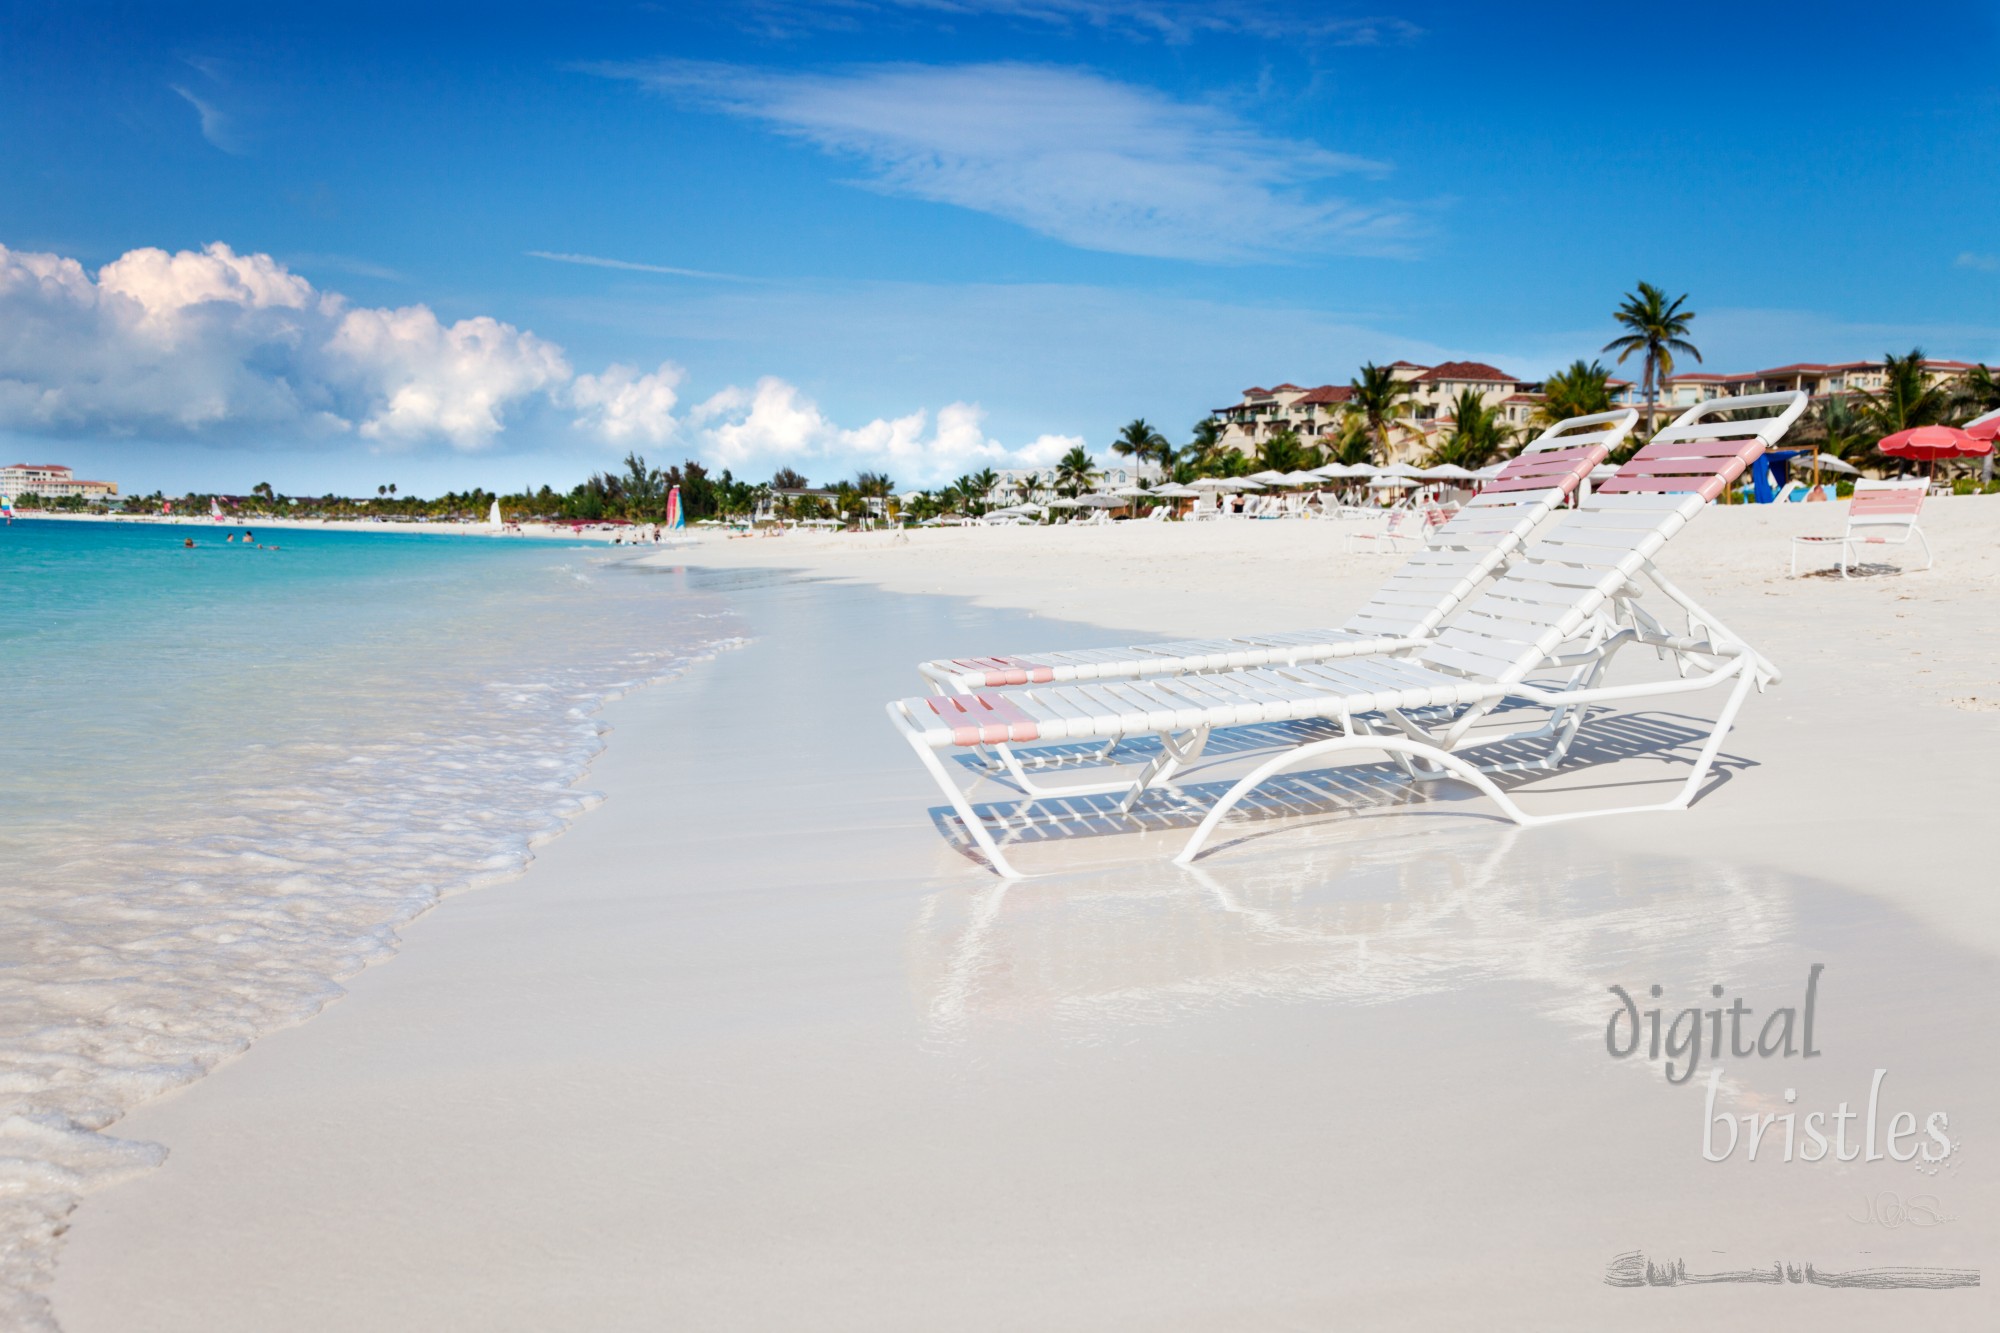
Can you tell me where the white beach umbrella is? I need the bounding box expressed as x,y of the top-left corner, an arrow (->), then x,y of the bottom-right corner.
1280,469 -> 1325,485
1379,462 -> 1425,478
1150,483 -> 1199,498
1188,477 -> 1262,492
1309,463 -> 1357,479
1368,475 -> 1415,489
1420,464 -> 1478,480
1245,469 -> 1291,484
1813,453 -> 1861,476
1111,484 -> 1153,497
1077,493 -> 1127,508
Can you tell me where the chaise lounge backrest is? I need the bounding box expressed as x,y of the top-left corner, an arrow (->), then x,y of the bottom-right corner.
1414,392 -> 1808,686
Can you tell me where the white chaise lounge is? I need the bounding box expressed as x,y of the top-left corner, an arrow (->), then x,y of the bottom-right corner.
918,411 -> 1637,696
890,393 -> 1806,877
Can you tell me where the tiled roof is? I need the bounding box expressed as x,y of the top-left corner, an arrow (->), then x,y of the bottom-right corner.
1503,393 -> 1542,404
1416,361 -> 1516,383
1269,382 -> 1304,393
1241,387 -> 1270,397
1387,360 -> 1428,369
1294,385 -> 1353,405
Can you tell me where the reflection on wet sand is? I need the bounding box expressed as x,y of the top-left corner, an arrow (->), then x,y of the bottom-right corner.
912,822 -> 1795,1042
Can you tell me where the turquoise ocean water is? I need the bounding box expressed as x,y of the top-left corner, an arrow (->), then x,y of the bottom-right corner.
0,518 -> 739,1324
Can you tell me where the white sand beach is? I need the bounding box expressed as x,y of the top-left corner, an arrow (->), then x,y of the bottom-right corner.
50,500 -> 2000,1329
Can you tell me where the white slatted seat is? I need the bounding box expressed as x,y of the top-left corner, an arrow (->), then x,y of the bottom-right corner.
890,393 -> 1808,877
917,410 -> 1637,695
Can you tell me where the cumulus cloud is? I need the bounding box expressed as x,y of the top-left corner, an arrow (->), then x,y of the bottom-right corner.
570,361 -> 684,444
600,61 -> 1409,262
689,375 -> 1081,483
0,240 -> 1083,477
0,241 -> 567,450
1957,252 -> 1999,274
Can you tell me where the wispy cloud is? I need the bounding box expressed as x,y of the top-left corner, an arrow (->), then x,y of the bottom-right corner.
526,250 -> 751,282
170,84 -> 245,155
736,0 -> 1420,45
593,61 -> 1412,263
1957,252 -> 1999,273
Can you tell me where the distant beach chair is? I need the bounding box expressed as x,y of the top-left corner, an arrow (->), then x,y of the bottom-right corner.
1789,479 -> 1930,578
1344,507 -> 1428,552
889,394 -> 1805,876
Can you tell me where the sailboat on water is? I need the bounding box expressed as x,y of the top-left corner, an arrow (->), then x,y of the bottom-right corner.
488,498 -> 503,527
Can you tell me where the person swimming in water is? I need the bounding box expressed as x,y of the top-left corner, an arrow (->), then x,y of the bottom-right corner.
183,537 -> 195,547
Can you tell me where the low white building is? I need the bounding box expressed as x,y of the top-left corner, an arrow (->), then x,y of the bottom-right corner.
2,463 -> 119,502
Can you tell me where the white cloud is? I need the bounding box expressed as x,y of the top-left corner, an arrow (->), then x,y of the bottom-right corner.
526,250 -> 748,282
689,375 -> 1082,484
328,306 -> 570,447
1957,252 -> 2000,273
0,241 -> 567,450
0,240 -> 1095,475
170,84 -> 245,154
603,61 -> 1410,262
570,361 -> 684,444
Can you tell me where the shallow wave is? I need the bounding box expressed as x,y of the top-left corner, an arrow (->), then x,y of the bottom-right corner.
0,538 -> 742,1328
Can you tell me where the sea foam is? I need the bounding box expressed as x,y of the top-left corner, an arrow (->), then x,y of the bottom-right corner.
0,521 -> 740,1327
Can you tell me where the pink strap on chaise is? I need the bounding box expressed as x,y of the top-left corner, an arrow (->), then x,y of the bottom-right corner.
926,693 -> 1042,746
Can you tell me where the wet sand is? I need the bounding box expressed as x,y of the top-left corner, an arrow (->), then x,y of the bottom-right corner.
51,542 -> 1997,1329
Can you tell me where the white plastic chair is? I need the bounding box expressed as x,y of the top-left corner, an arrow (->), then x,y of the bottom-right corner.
1789,479 -> 1930,577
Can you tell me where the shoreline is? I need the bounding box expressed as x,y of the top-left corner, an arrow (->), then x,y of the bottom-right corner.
2,533 -> 744,1330
7,510 -> 713,543
49,555 -> 1998,1330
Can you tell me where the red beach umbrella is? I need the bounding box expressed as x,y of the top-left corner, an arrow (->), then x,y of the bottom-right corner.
1964,411 -> 2000,443
1876,425 -> 1987,461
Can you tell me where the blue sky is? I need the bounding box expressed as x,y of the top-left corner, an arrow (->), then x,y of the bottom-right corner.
3,0 -> 1996,494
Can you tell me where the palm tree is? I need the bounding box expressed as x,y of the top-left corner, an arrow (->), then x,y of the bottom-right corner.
1533,359 -> 1615,428
1801,393 -> 1870,490
1427,389 -> 1515,470
1855,348 -> 1953,473
1603,282 -> 1701,436
1112,418 -> 1169,480
1956,363 -> 2000,482
1181,417 -> 1232,477
1319,409 -> 1375,467
1053,445 -> 1099,497
1348,363 -> 1420,463
1255,428 -> 1313,474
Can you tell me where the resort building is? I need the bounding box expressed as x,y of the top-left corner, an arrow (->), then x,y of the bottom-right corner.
1214,363 -> 1542,462
1,463 -> 119,502
1211,354 -> 1990,462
